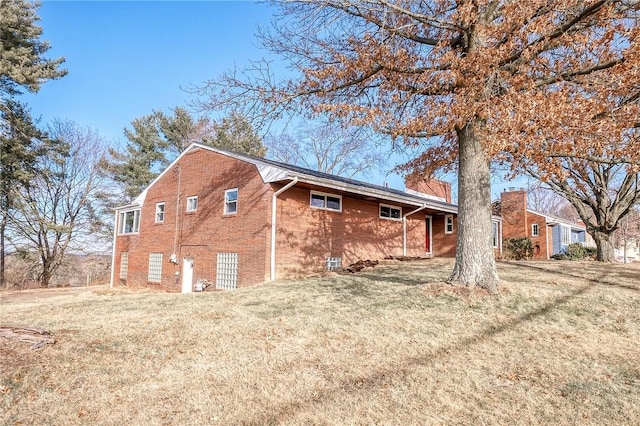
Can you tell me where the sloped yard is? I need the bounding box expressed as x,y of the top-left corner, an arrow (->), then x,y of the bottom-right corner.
1,259 -> 639,425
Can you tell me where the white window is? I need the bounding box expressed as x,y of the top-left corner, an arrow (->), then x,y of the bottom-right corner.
492,222 -> 499,248
310,191 -> 342,212
445,215 -> 454,234
186,196 -> 198,212
561,226 -> 571,246
224,188 -> 238,215
532,223 -> 539,237
155,202 -> 165,223
119,252 -> 129,280
118,209 -> 140,234
379,204 -> 402,221
148,253 -> 163,283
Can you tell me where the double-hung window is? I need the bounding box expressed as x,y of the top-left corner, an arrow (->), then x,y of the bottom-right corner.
310,191 -> 342,212
186,196 -> 198,212
379,204 -> 402,221
532,223 -> 539,237
155,202 -> 165,223
118,209 -> 140,234
445,215 -> 454,234
492,221 -> 499,248
224,189 -> 238,215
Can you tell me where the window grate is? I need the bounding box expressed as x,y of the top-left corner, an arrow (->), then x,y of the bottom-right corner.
216,253 -> 238,289
148,253 -> 163,283
326,257 -> 342,271
120,252 -> 129,280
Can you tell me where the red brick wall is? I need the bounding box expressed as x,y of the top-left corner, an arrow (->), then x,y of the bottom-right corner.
114,148 -> 272,291
526,212 -> 549,260
500,190 -> 550,259
431,214 -> 457,257
273,187 -> 438,278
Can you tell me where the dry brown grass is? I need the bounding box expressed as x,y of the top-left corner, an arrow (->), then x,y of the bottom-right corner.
1,259 -> 639,425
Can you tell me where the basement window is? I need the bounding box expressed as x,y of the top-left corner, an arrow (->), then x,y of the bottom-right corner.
310,191 -> 342,212
119,252 -> 129,280
148,253 -> 163,283
326,257 -> 342,271
216,253 -> 238,290
380,204 -> 402,221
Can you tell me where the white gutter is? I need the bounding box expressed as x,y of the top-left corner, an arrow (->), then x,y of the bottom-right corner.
271,177 -> 298,281
109,209 -> 118,289
403,204 -> 427,256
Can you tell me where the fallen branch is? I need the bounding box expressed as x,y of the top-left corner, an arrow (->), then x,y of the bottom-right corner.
344,259 -> 379,273
0,325 -> 55,350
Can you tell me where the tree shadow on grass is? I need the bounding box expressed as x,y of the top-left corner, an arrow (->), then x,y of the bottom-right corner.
237,280 -> 594,424
502,261 -> 640,293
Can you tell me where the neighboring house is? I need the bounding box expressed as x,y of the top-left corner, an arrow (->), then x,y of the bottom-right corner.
499,190 -> 592,259
110,143 -> 503,292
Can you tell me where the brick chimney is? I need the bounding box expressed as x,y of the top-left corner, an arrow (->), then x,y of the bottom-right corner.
405,177 -> 452,203
500,190 -> 528,237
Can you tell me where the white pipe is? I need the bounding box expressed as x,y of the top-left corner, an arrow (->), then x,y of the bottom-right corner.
109,209 -> 118,289
271,177 -> 298,280
403,204 -> 427,256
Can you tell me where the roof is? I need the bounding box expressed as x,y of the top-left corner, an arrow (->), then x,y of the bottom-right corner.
124,142 -> 459,214
526,209 -> 586,231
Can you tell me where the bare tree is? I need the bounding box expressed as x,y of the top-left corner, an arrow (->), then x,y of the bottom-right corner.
266,120 -> 387,178
9,120 -> 108,287
612,207 -> 640,263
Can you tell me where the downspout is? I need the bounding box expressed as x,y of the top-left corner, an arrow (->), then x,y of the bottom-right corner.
499,220 -> 503,258
109,209 -> 118,289
271,177 -> 298,281
403,204 -> 428,256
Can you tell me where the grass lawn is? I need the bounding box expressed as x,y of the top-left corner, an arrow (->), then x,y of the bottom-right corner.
1,259 -> 639,425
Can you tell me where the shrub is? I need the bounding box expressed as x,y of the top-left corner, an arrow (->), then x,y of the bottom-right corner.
504,237 -> 534,260
566,243 -> 590,260
551,253 -> 569,261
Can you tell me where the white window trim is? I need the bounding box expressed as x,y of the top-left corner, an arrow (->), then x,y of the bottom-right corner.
224,188 -> 238,215
186,196 -> 198,212
492,221 -> 499,248
532,223 -> 539,237
379,203 -> 402,221
310,190 -> 342,212
118,209 -> 140,235
155,202 -> 165,223
445,214 -> 454,234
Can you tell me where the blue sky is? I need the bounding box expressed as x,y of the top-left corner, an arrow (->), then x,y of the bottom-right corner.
23,0 -> 522,196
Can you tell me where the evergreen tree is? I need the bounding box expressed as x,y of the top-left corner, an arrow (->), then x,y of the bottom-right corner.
0,0 -> 66,286
104,108 -> 266,202
0,0 -> 66,98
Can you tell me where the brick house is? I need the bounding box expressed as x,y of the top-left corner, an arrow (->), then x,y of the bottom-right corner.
499,190 -> 590,259
109,143 -> 502,292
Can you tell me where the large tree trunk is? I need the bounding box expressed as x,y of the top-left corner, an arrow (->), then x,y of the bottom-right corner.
449,123 -> 499,293
593,231 -> 615,262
